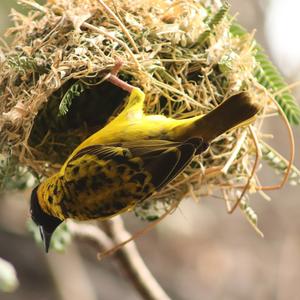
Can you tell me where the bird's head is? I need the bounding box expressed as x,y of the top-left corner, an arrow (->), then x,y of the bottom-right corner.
30,186 -> 63,253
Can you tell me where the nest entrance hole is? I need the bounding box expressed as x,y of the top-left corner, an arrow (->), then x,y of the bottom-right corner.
28,78 -> 128,164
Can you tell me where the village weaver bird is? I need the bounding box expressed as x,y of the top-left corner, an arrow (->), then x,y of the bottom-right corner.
30,62 -> 261,252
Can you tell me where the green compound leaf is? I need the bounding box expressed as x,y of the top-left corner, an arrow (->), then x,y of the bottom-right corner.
255,46 -> 300,125
208,1 -> 230,29
192,2 -> 230,48
239,200 -> 264,237
230,22 -> 300,125
229,22 -> 247,37
191,29 -> 211,48
7,54 -> 37,74
58,80 -> 86,116
261,142 -> 300,186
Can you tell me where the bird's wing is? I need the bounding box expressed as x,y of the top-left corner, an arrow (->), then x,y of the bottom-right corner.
61,138 -> 205,219
121,138 -> 206,190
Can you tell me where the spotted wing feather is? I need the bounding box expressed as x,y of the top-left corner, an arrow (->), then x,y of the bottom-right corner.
60,139 -> 204,220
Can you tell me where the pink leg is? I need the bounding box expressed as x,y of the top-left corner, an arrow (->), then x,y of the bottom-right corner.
106,60 -> 134,93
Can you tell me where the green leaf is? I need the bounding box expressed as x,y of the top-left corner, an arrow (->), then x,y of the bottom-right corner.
261,142 -> 300,186
191,2 -> 230,49
254,46 -> 300,125
7,54 -> 37,74
230,22 -> 300,125
239,200 -> 264,237
208,2 -> 230,29
191,30 -> 211,48
229,22 -> 248,37
58,80 -> 86,116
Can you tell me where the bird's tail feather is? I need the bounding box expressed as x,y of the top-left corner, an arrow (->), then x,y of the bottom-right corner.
185,92 -> 261,142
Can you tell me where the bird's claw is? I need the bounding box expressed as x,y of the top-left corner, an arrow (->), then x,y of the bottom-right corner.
106,60 -> 135,93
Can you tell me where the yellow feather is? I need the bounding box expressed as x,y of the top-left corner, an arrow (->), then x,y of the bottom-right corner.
31,84 -> 261,251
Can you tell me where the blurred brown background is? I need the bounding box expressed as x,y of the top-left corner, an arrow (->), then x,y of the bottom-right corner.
1,1 -> 300,299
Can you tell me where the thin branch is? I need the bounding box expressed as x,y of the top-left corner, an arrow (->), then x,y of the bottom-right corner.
273,80 -> 300,96
68,220 -> 113,250
98,207 -> 173,258
104,216 -> 171,300
69,219 -> 171,300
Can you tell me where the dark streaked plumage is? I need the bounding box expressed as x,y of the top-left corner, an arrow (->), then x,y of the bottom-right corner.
30,85 -> 261,252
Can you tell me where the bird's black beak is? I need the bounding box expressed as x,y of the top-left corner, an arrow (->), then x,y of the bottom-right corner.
39,225 -> 54,253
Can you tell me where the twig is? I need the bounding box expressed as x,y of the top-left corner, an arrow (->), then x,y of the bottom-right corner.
69,219 -> 171,300
253,83 -> 295,191
104,216 -> 171,300
273,80 -> 300,96
68,220 -> 113,250
98,207 -> 174,258
266,94 -> 295,189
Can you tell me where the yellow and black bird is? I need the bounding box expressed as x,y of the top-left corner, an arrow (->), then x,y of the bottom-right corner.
30,63 -> 261,252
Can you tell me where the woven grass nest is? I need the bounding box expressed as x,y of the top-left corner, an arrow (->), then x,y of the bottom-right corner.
0,0 -> 298,233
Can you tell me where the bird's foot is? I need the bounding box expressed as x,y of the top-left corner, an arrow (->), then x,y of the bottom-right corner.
106,60 -> 135,93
